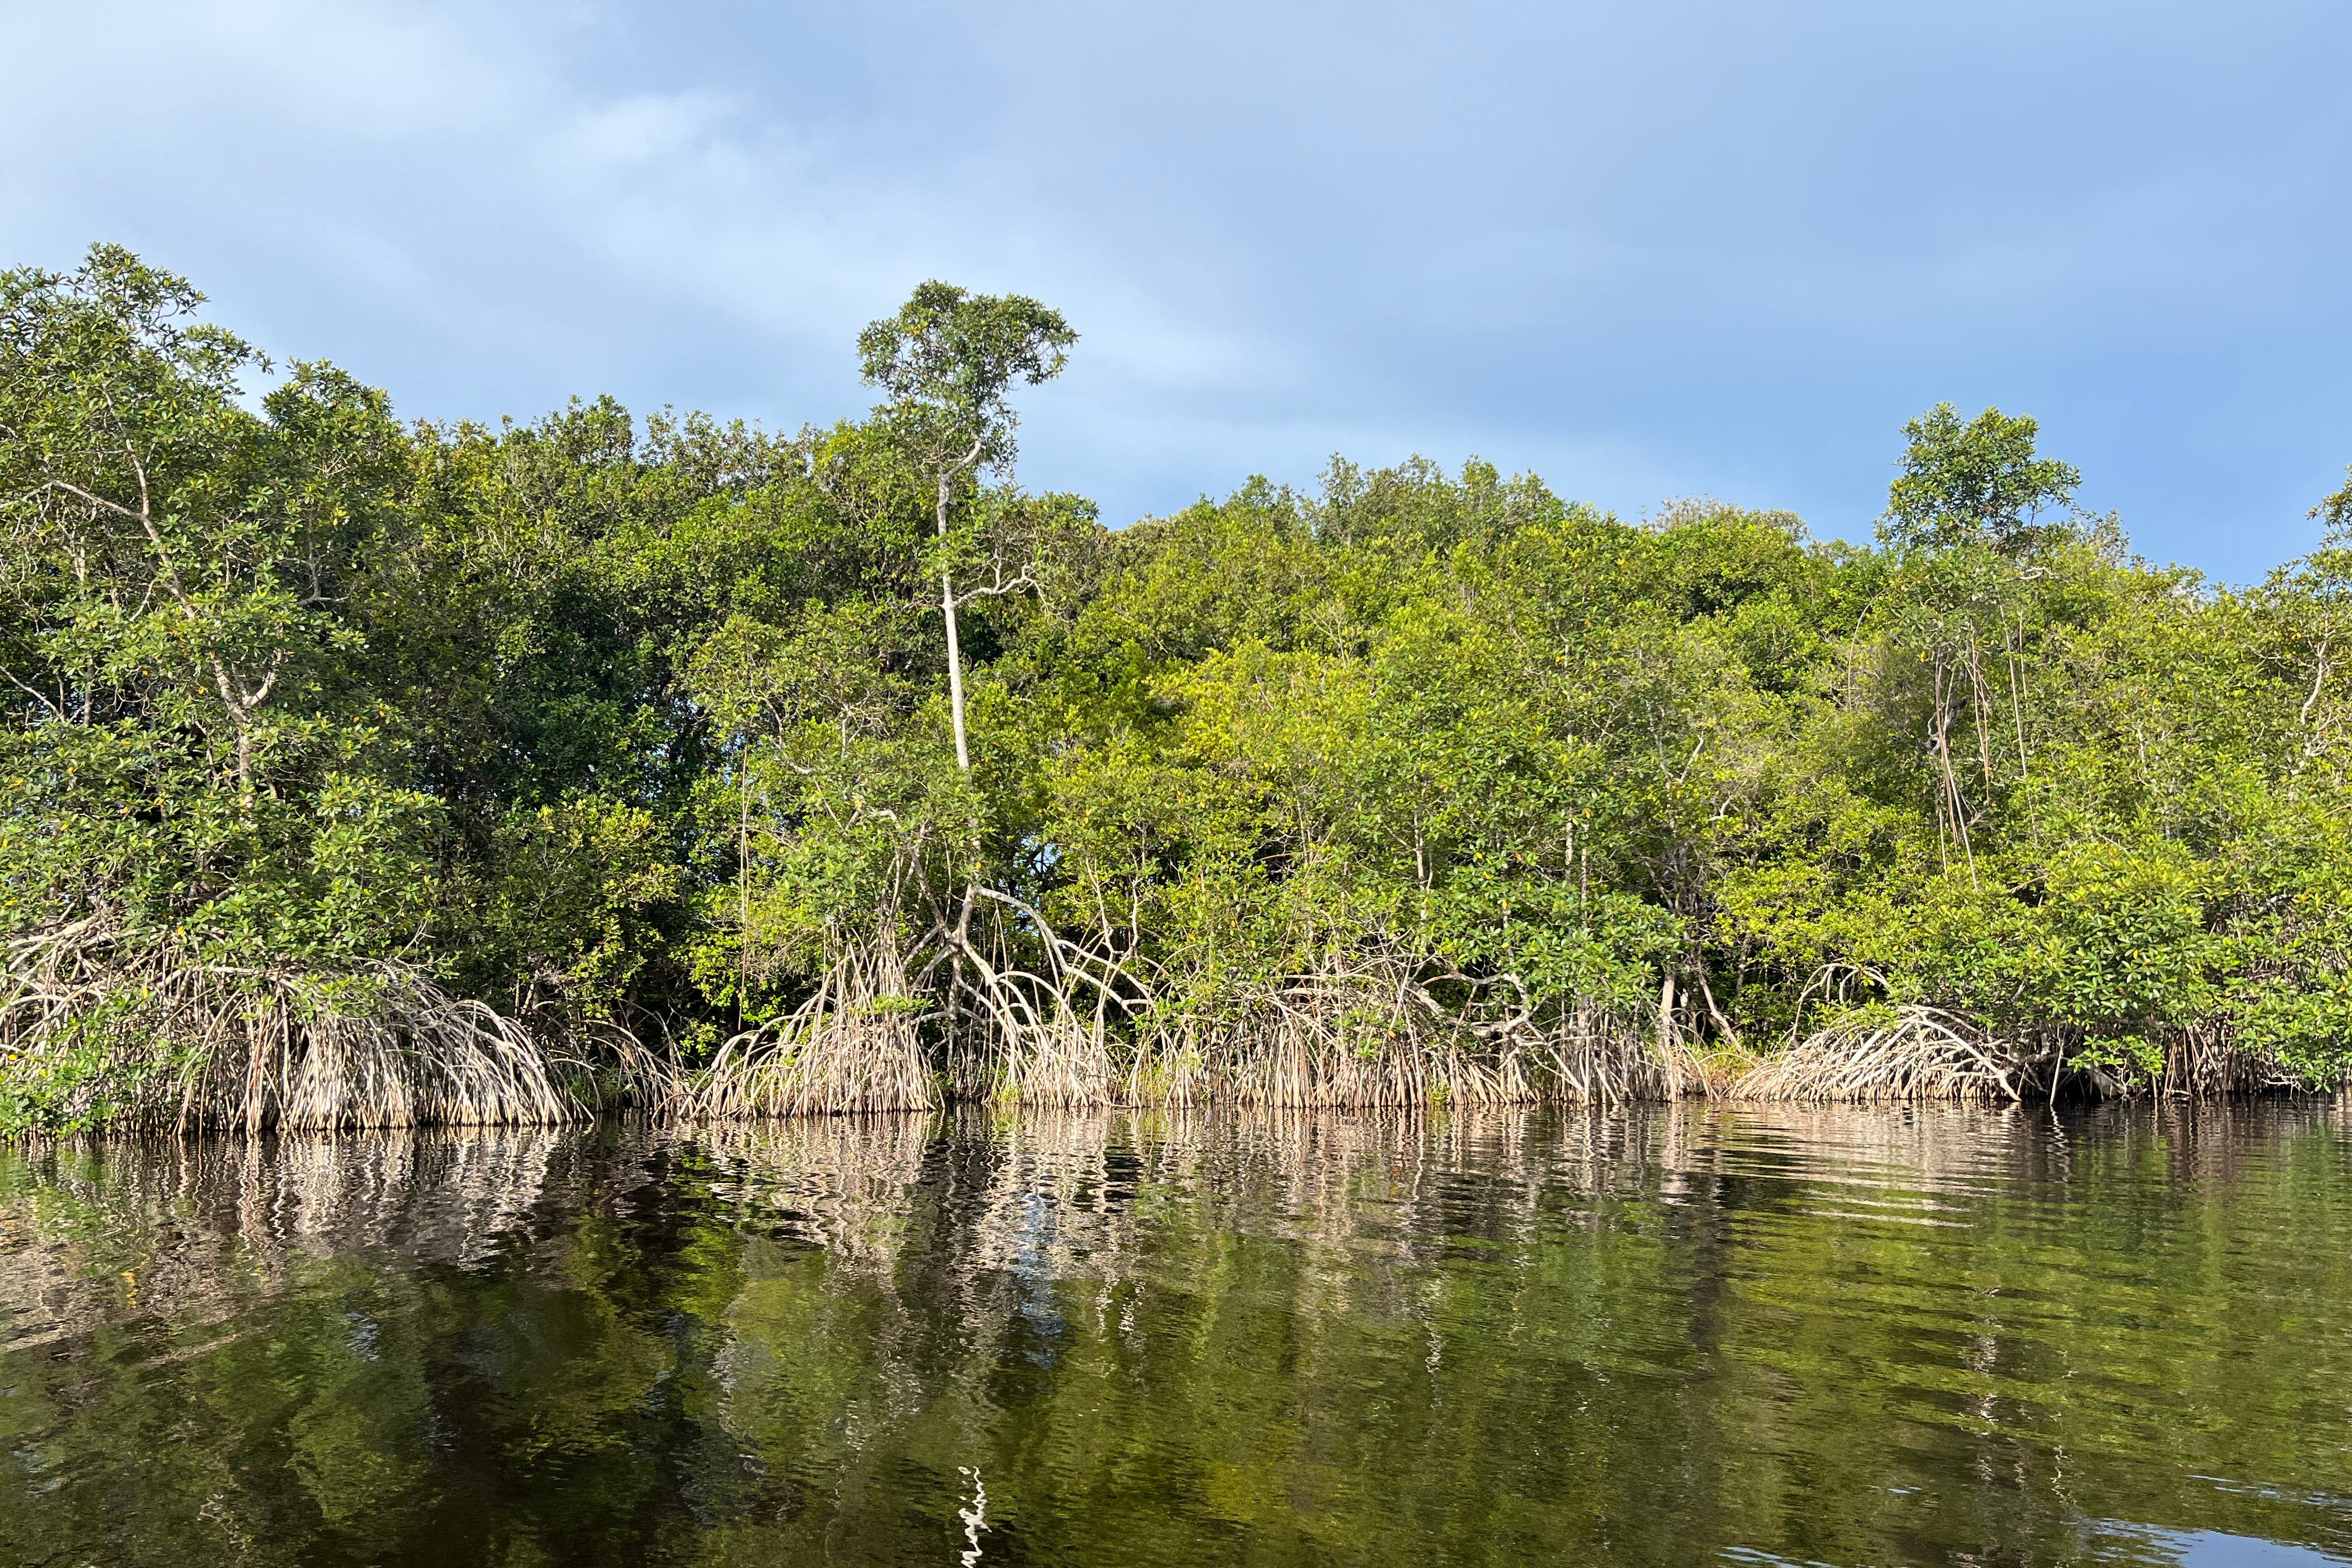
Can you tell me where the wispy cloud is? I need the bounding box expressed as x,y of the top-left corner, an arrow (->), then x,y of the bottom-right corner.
5,0 -> 2349,570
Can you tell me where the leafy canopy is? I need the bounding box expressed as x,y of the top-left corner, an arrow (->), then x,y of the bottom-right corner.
1881,402 -> 2081,555
857,281 -> 1076,472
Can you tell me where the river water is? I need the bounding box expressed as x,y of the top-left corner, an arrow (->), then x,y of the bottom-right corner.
2,1101 -> 2348,1566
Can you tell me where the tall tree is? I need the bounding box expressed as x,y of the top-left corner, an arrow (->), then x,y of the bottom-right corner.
1881,402 -> 2080,555
858,282 -> 1074,771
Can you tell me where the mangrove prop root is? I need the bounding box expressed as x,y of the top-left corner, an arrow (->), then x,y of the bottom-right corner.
1,920 -> 575,1130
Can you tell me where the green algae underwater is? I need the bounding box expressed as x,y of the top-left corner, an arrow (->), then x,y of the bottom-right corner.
3,1100 -> 2350,1567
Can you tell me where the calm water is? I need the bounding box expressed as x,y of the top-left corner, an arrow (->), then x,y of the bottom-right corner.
2,1102 -> 2350,1567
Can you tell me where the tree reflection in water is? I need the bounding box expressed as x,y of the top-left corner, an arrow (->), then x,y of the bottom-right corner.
2,1101 -> 2349,1566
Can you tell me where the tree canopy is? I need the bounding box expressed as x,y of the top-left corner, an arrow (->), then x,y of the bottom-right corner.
3,244 -> 2348,1132
1881,402 -> 2081,555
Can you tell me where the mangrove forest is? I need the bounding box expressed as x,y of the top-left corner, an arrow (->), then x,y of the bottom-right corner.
6,243 -> 2352,1132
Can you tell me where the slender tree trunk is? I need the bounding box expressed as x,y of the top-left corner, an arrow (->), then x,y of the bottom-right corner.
738,758 -> 751,1034
938,471 -> 971,772
1931,657 -> 1975,882
2005,614 -> 2030,784
1966,639 -> 1995,789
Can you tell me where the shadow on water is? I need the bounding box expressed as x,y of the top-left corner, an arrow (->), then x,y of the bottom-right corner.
2,1098 -> 2349,1566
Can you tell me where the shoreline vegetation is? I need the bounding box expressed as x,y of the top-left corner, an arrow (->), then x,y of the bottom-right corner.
6,246 -> 2352,1132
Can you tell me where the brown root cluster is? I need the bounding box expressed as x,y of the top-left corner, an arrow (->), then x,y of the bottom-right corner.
1734,1006 -> 2022,1103
1119,967 -> 1668,1110
5,914 -> 2327,1133
1,919 -> 572,1131
1731,1000 -> 2311,1107
686,937 -> 935,1118
687,935 -> 1675,1117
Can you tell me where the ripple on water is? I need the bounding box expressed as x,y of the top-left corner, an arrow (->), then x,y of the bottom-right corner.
0,1100 -> 2347,1566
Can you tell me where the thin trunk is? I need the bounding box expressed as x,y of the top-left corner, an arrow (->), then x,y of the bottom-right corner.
738,758 -> 751,1034
1695,965 -> 1740,1049
2005,614 -> 2030,784
1933,659 -> 1976,884
938,471 -> 971,772
51,476 -> 272,818
1966,639 -> 1994,790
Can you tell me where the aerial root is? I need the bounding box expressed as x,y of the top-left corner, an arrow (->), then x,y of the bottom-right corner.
1,919 -> 575,1130
684,937 -> 936,1118
1123,961 -> 1665,1109
1732,1006 -> 2020,1104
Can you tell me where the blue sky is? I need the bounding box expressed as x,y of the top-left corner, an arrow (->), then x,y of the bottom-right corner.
6,0 -> 2349,578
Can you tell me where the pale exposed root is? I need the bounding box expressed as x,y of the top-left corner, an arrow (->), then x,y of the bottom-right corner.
686,937 -> 936,1118
1663,1041 -> 1748,1099
552,1014 -> 685,1114
1,919 -> 575,1130
1539,1009 -> 1691,1104
1730,1006 -> 2316,1104
993,1010 -> 1114,1107
1738,966 -> 2322,1104
942,963 -> 1112,1108
1120,1028 -> 1210,1107
1112,936 -> 1692,1108
1121,962 -> 1658,1109
1733,1005 -> 2022,1103
939,888 -> 1123,1108
2146,1023 -> 2303,1098
699,886 -> 1688,1115
1124,986 -> 1476,1109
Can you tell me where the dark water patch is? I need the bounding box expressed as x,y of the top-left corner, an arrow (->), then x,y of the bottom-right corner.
1,1101 -> 2349,1565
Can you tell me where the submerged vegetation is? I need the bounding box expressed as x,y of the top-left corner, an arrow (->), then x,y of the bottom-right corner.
5,244 -> 2351,1129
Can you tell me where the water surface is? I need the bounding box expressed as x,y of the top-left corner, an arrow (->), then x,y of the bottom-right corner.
3,1101 -> 2349,1566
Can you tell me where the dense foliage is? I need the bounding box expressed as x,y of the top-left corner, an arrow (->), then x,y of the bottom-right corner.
4,246 -> 2349,1128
